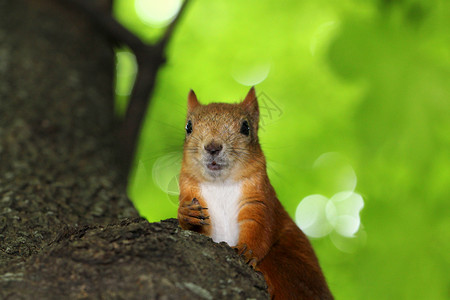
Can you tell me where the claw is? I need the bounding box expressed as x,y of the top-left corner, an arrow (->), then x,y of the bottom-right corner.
233,244 -> 259,269
237,244 -> 247,256
187,204 -> 208,211
248,258 -> 257,269
187,205 -> 202,211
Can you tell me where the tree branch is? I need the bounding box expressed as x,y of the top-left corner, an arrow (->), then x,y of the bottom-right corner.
62,0 -> 191,178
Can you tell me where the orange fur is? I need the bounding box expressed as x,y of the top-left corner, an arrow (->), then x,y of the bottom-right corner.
178,87 -> 333,299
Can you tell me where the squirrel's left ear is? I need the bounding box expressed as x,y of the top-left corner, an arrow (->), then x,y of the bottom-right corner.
242,86 -> 259,122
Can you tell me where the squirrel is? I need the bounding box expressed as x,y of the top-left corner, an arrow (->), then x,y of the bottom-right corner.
177,87 -> 333,299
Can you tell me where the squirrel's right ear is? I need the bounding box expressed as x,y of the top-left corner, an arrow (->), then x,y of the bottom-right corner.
187,89 -> 201,112
242,86 -> 259,121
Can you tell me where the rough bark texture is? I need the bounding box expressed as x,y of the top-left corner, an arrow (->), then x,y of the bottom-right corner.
0,0 -> 269,298
2,218 -> 267,299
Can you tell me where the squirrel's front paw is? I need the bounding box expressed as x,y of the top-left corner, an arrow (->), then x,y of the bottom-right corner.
178,198 -> 210,227
233,243 -> 258,270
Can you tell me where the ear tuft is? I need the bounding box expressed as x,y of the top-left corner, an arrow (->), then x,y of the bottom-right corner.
187,89 -> 200,112
242,86 -> 259,121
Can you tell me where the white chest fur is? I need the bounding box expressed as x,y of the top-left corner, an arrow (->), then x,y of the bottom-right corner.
200,181 -> 242,247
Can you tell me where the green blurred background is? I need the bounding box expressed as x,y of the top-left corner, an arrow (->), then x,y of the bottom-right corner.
113,0 -> 449,298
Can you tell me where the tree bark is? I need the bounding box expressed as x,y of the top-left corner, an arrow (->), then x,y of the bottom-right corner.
0,0 -> 269,298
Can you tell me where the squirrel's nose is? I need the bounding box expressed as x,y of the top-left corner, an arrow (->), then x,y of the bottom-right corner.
204,142 -> 223,156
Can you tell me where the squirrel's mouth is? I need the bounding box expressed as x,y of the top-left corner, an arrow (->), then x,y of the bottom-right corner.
206,161 -> 223,171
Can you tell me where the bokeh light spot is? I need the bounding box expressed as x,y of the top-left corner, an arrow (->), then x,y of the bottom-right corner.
296,194 -> 333,238
330,191 -> 364,218
297,191 -> 364,240
313,152 -> 357,198
135,0 -> 182,27
334,215 -> 360,237
330,229 -> 367,254
152,152 -> 182,205
296,153 -> 365,250
231,61 -> 271,86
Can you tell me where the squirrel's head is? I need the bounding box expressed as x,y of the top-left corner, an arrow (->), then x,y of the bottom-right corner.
183,87 -> 263,181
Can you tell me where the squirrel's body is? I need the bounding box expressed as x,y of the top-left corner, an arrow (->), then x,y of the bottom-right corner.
178,88 -> 333,299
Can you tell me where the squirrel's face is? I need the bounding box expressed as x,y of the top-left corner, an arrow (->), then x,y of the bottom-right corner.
183,88 -> 261,181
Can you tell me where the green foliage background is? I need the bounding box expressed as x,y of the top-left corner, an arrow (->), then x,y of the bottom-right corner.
114,0 -> 449,298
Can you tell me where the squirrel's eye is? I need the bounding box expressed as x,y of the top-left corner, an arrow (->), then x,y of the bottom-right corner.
185,120 -> 193,135
240,120 -> 250,136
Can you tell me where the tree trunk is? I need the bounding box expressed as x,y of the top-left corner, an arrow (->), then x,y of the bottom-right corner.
0,0 -> 269,298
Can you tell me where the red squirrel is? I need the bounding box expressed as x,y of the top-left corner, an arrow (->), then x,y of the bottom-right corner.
177,87 -> 333,299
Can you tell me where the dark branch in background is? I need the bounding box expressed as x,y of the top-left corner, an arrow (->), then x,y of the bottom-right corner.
63,0 -> 190,178
155,0 -> 189,52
